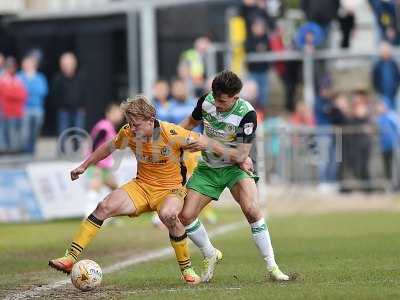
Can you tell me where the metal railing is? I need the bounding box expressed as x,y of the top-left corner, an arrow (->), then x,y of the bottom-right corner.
204,41 -> 400,109
257,125 -> 400,192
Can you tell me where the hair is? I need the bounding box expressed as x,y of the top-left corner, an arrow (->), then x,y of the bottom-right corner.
4,56 -> 17,69
353,89 -> 369,97
120,95 -> 156,121
154,78 -> 169,85
212,70 -> 243,97
105,101 -> 120,114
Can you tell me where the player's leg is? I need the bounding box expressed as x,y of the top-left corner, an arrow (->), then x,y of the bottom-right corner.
230,177 -> 289,281
157,194 -> 200,285
179,189 -> 215,257
201,203 -> 218,224
49,189 -> 135,274
181,162 -> 222,259
179,189 -> 222,282
103,169 -> 119,191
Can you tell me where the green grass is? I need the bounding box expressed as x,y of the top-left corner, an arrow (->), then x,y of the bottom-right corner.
1,209 -> 399,299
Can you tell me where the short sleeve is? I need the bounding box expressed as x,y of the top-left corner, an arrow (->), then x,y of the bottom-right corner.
191,94 -> 207,121
236,111 -> 257,143
113,124 -> 131,149
166,123 -> 200,149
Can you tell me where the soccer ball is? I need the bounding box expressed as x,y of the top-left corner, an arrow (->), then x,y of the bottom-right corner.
70,259 -> 102,291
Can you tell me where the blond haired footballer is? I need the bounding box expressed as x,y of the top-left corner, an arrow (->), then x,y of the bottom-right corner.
49,96 -> 202,285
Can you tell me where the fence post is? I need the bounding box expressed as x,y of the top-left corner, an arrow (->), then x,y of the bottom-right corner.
303,51 -> 315,108
205,45 -> 218,80
140,2 -> 157,96
127,10 -> 140,96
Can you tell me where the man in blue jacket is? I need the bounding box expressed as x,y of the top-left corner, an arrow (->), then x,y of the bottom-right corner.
18,53 -> 49,154
372,42 -> 400,110
375,101 -> 400,189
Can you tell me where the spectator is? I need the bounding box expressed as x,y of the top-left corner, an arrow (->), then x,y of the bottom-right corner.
294,22 -> 326,52
290,101 -> 315,127
291,101 -> 315,127
275,45 -> 302,112
347,91 -> 373,190
152,79 -> 171,122
239,0 -> 275,34
87,102 -> 123,192
372,42 -> 400,110
240,79 -> 265,122
294,22 -> 327,90
374,101 -> 400,189
245,17 -> 270,108
0,52 -> 5,74
313,77 -> 337,186
179,36 -> 211,98
301,0 -> 340,36
0,52 -> 5,151
330,94 -> 352,190
263,108 -> 289,182
265,0 -> 285,20
168,78 -> 197,126
369,0 -> 399,45
52,52 -> 87,135
314,77 -> 334,126
289,101 -> 315,183
337,0 -> 361,48
0,57 -> 27,152
18,53 -> 49,154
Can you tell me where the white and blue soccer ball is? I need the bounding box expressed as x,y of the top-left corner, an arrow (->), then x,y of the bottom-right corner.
71,259 -> 102,291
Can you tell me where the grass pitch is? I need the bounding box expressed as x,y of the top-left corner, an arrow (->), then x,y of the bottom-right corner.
1,207 -> 399,300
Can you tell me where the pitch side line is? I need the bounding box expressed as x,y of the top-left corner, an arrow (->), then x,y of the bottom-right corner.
4,221 -> 246,300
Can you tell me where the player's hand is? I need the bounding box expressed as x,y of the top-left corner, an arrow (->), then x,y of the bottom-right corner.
70,165 -> 87,181
239,156 -> 254,173
184,135 -> 208,152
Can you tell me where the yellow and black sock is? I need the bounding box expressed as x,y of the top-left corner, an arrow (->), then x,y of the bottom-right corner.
67,214 -> 104,261
170,233 -> 191,271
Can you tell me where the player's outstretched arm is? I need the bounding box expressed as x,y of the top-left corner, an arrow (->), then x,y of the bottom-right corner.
208,138 -> 252,164
239,156 -> 254,172
179,115 -> 201,130
185,135 -> 251,164
70,140 -> 115,181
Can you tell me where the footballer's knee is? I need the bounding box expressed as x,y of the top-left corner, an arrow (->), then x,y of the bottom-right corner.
178,210 -> 196,226
241,202 -> 262,223
93,195 -> 115,220
93,202 -> 111,220
159,208 -> 180,227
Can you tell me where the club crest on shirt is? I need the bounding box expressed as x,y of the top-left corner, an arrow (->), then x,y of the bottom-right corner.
160,146 -> 171,156
225,123 -> 236,133
169,129 -> 177,135
244,123 -> 254,135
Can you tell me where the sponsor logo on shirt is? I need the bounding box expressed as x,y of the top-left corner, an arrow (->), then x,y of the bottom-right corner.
225,123 -> 236,134
244,123 -> 254,135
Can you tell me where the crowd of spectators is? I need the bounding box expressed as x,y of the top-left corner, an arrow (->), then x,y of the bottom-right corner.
1,0 -> 400,191
0,50 -> 88,155
232,0 -> 400,190
0,52 -> 47,155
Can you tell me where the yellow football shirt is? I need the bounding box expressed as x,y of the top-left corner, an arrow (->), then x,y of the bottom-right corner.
113,120 -> 198,188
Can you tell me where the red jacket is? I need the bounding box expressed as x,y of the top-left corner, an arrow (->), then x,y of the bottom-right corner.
0,73 -> 27,118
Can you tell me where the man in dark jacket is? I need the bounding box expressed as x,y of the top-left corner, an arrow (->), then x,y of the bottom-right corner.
301,0 -> 340,33
245,17 -> 270,108
372,42 -> 400,110
368,0 -> 400,45
52,52 -> 88,135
